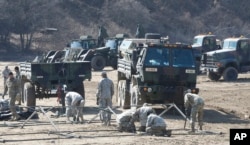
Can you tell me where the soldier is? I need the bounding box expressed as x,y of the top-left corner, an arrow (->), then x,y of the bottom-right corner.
133,103 -> 154,132
65,91 -> 85,123
2,66 -> 10,99
116,109 -> 136,133
184,89 -> 205,132
96,71 -> 114,125
146,110 -> 171,136
4,72 -> 21,121
14,66 -> 21,105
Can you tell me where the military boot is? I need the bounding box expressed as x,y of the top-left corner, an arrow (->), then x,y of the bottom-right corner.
199,125 -> 203,130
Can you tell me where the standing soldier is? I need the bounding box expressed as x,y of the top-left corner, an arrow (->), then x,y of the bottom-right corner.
65,91 -> 85,123
146,110 -> 171,137
2,66 -> 10,99
4,72 -> 21,121
133,103 -> 154,132
14,66 -> 21,105
96,71 -> 114,125
184,89 -> 205,132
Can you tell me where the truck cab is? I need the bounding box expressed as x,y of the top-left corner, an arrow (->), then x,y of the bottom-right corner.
117,37 -> 198,109
200,37 -> 250,81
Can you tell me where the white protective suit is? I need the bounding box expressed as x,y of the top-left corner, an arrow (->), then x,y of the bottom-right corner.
65,91 -> 85,123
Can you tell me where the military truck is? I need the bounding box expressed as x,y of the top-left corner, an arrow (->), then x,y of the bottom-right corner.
20,61 -> 91,108
117,36 -> 198,109
192,34 -> 221,73
77,34 -> 128,71
200,37 -> 250,81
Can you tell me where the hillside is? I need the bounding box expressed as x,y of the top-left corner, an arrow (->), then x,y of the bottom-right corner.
1,0 -> 250,52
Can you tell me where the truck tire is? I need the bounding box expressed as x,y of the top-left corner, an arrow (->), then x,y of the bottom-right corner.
208,72 -> 221,81
121,80 -> 130,109
23,82 -> 36,108
223,67 -> 238,81
130,86 -> 145,109
117,81 -> 123,107
91,56 -> 106,71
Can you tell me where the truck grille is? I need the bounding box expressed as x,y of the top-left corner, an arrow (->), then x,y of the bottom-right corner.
202,54 -> 216,67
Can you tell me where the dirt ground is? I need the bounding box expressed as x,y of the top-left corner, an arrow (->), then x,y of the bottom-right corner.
0,61 -> 249,145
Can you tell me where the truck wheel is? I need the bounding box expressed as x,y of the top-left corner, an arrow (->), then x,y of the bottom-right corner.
121,80 -> 130,109
91,56 -> 106,71
223,67 -> 238,81
130,86 -> 145,109
117,81 -> 123,107
208,72 -> 221,81
23,82 -> 36,108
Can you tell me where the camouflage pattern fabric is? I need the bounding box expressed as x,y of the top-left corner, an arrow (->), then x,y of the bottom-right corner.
116,110 -> 136,133
184,93 -> 205,131
133,105 -> 154,129
2,67 -> 10,98
146,113 -> 167,136
5,77 -> 20,120
96,77 -> 114,125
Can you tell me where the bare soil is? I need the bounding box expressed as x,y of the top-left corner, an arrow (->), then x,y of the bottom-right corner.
0,61 -> 249,145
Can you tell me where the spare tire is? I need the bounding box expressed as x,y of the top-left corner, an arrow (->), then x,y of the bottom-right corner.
91,55 -> 106,71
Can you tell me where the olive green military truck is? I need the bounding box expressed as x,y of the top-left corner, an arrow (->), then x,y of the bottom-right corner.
117,35 -> 198,109
20,61 -> 91,108
201,37 -> 250,81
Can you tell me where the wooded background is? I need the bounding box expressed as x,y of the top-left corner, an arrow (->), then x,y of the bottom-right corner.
0,0 -> 249,52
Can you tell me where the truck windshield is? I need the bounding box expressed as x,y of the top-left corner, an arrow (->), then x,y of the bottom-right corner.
193,37 -> 203,45
105,40 -> 117,50
144,48 -> 169,66
222,40 -> 237,49
172,49 -> 195,67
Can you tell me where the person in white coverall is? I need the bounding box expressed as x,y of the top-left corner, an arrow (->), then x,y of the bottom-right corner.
65,91 -> 85,123
184,89 -> 205,132
133,103 -> 154,132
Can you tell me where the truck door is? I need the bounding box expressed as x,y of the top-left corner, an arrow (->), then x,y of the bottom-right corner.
237,40 -> 250,65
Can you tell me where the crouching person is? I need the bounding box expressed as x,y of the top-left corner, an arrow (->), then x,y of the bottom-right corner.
65,91 -> 85,123
116,110 -> 136,133
146,111 -> 171,137
133,103 -> 154,132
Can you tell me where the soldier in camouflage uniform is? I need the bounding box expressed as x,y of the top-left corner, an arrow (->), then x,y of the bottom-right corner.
4,72 -> 21,121
133,103 -> 154,132
116,109 -> 136,133
184,89 -> 205,132
2,66 -> 10,99
96,71 -> 114,125
146,111 -> 170,136
14,66 -> 21,105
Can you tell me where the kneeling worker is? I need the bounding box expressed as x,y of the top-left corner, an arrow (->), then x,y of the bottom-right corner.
146,110 -> 171,137
116,109 -> 136,133
133,103 -> 154,132
65,91 -> 85,123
